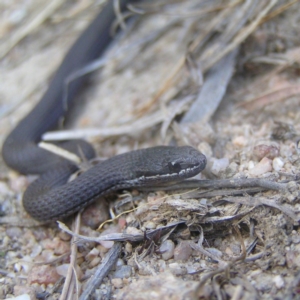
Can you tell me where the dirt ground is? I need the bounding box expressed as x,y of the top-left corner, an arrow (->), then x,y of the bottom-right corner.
1,0 -> 300,299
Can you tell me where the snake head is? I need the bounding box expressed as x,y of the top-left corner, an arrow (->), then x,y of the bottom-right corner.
133,146 -> 207,184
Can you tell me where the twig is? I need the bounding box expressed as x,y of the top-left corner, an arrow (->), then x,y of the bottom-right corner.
58,221 -> 185,244
144,178 -> 286,192
79,242 -> 122,300
60,213 -> 81,300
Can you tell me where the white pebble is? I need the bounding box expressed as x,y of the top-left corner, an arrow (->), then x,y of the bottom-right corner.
30,245 -> 42,258
249,157 -> 272,176
198,142 -> 212,157
168,263 -> 186,275
145,221 -> 156,229
273,157 -> 284,171
56,264 -> 70,277
232,136 -> 248,147
159,240 -> 175,260
273,275 -> 284,289
9,9 -> 27,24
210,157 -> 229,176
111,278 -> 123,289
248,161 -> 255,170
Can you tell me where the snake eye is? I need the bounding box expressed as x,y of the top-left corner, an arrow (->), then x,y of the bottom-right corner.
168,161 -> 182,173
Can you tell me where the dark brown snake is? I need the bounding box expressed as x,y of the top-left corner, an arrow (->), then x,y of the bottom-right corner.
2,0 -> 207,222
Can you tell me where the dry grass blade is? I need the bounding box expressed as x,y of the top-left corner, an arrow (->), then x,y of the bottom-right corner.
223,196 -> 299,223
60,213 -> 81,300
0,0 -> 65,60
239,84 -> 300,111
260,0 -> 299,23
202,0 -> 278,71
39,142 -> 82,164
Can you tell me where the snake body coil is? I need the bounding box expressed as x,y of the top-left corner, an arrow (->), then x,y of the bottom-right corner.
2,1 -> 207,222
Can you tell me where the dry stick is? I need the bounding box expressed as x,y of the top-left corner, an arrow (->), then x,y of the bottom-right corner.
146,178 -> 286,192
202,0 -> 278,71
182,187 -> 264,198
260,0 -> 299,23
0,0 -> 65,59
129,0 -> 243,17
79,242 -> 122,300
60,213 -> 81,300
197,225 -> 247,291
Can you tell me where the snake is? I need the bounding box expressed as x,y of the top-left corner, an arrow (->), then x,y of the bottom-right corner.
2,0 -> 207,222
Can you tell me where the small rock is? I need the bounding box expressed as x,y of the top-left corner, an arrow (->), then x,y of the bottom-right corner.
210,157 -> 230,176
86,247 -> 100,261
116,259 -> 125,267
186,262 -> 201,274
40,249 -> 58,263
27,265 -> 60,285
286,250 -> 300,268
207,247 -> 223,258
253,144 -> 279,160
198,142 -> 213,157
158,259 -> 167,272
13,285 -> 36,299
113,265 -> 132,278
16,255 -> 32,273
6,227 -> 23,239
9,9 -> 27,25
81,200 -> 109,228
56,264 -> 70,277
30,244 -> 42,258
159,240 -> 175,261
273,275 -> 285,289
174,241 -> 192,261
230,244 -> 241,255
145,221 -> 156,229
249,157 -> 272,176
168,263 -> 187,275
233,136 -> 248,147
291,233 -> 300,244
89,256 -> 101,268
58,231 -> 72,241
248,161 -> 255,170
273,157 -> 284,171
126,227 -> 143,235
9,175 -> 28,193
111,278 -> 123,289
0,181 -> 13,195
56,264 -> 83,280
42,237 -> 70,255
125,242 -> 132,253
